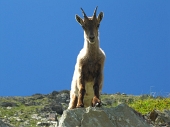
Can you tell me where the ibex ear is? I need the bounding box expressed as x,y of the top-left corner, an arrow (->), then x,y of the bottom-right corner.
97,12 -> 104,23
75,15 -> 84,26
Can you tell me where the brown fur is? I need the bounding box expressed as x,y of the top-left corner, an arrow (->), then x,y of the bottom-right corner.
77,50 -> 105,108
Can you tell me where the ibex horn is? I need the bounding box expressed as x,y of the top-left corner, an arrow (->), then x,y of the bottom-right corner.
80,8 -> 88,19
93,6 -> 98,18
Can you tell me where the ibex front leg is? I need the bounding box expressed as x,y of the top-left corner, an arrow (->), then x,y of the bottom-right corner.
92,72 -> 102,107
76,78 -> 86,108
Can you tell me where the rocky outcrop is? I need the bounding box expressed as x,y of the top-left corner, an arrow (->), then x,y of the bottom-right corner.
58,104 -> 151,127
0,120 -> 13,127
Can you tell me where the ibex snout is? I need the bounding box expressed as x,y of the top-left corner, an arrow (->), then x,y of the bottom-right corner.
89,34 -> 95,44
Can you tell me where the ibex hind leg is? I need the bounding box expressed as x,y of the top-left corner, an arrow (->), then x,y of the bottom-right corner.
68,94 -> 78,109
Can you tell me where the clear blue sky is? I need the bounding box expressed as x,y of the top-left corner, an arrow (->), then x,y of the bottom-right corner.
0,1 -> 170,96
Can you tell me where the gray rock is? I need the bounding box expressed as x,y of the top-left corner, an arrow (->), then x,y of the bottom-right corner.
48,112 -> 57,121
55,93 -> 69,103
154,110 -> 170,125
0,120 -> 13,127
43,103 -> 63,115
81,109 -> 113,127
0,102 -> 18,107
32,93 -> 45,100
58,104 -> 151,127
37,121 -> 57,127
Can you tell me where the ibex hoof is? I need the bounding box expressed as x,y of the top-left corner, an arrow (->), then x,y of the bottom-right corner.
92,96 -> 102,107
95,102 -> 99,107
95,102 -> 102,107
76,104 -> 84,108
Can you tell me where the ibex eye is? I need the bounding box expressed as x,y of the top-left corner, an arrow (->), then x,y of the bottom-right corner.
97,24 -> 100,28
82,26 -> 85,29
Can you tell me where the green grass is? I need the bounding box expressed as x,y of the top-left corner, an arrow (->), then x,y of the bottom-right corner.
129,97 -> 170,114
0,96 -> 48,127
0,105 -> 43,126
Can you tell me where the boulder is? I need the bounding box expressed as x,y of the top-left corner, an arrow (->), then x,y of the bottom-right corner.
58,104 -> 151,127
42,103 -> 63,115
0,102 -> 18,107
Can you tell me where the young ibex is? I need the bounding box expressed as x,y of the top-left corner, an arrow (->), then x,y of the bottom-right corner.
68,6 -> 105,109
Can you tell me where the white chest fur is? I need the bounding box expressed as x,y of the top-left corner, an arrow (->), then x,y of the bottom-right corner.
83,81 -> 94,107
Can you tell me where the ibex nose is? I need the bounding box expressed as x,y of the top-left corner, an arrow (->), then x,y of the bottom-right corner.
89,36 -> 95,40
89,34 -> 95,43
